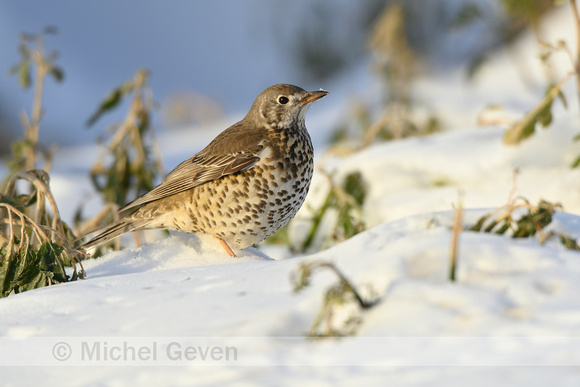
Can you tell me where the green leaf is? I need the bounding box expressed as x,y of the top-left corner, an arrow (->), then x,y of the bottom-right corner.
15,259 -> 45,293
539,51 -> 552,63
38,243 -> 68,283
537,87 -> 557,128
1,241 -> 71,297
503,81 -> 567,144
484,218 -> 500,233
8,61 -> 22,77
557,88 -> 568,109
20,60 -> 31,89
449,4 -> 483,29
512,201 -> 555,238
495,222 -> 510,235
0,248 -> 19,297
43,26 -> 58,35
560,234 -> 580,250
538,104 -> 553,127
344,172 -> 366,206
469,214 -> 491,232
8,59 -> 31,89
86,87 -> 126,127
12,245 -> 42,292
50,66 -> 64,83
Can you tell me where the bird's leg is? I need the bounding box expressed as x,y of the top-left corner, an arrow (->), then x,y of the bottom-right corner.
215,236 -> 237,257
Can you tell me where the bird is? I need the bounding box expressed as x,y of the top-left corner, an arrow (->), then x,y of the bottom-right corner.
81,83 -> 328,257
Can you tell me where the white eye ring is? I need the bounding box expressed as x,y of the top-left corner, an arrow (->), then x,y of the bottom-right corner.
278,96 -> 289,105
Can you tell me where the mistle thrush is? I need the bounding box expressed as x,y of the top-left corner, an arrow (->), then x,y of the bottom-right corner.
82,84 -> 328,256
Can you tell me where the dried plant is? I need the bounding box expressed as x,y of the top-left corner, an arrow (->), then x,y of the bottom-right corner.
470,197 -> 579,250
326,3 -> 440,151
503,0 -> 580,152
368,2 -> 417,106
5,27 -> 63,180
300,172 -> 367,253
449,193 -> 464,282
291,260 -> 379,337
263,171 -> 367,253
0,170 -> 85,297
79,69 -> 165,253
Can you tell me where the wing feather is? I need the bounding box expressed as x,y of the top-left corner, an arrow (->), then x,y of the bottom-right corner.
119,121 -> 266,212
120,152 -> 260,211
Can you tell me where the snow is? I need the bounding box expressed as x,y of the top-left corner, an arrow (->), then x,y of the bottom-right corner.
3,3 -> 580,387
3,210 -> 580,385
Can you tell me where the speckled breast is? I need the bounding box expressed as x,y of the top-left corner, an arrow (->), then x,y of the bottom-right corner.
166,129 -> 314,249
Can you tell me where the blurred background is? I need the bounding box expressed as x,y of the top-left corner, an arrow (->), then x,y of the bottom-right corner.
0,0 -> 565,155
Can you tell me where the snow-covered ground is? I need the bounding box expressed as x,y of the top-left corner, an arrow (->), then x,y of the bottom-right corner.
3,4 -> 580,387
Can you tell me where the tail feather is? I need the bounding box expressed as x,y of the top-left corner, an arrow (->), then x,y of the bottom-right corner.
80,217 -> 147,250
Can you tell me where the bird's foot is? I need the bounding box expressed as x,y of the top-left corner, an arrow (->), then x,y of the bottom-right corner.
215,236 -> 237,257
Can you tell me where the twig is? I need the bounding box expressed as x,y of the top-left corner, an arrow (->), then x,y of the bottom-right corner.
503,71 -> 574,145
0,203 -> 51,249
299,260 -> 375,309
75,203 -> 118,236
570,0 -> 580,112
5,170 -> 66,240
507,169 -> 520,204
449,192 -> 463,282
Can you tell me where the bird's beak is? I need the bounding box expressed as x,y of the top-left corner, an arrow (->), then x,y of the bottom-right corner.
300,89 -> 329,104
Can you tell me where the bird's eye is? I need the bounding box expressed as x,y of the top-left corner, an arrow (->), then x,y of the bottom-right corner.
278,96 -> 289,105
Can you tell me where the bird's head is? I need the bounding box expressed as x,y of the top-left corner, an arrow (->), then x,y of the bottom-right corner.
247,84 -> 328,129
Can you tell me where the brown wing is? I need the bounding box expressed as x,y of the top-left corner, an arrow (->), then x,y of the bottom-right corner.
120,121 -> 265,212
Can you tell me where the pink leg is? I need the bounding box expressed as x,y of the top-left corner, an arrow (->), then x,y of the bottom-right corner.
215,236 -> 237,257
